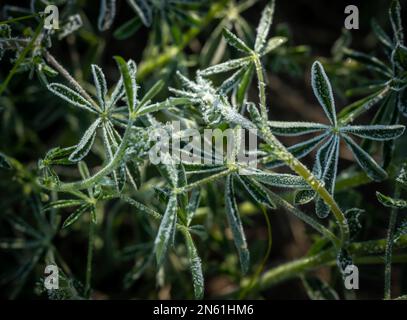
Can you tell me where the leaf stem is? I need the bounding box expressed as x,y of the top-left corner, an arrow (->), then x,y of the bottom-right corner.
384,184 -> 401,300
85,219 -> 96,299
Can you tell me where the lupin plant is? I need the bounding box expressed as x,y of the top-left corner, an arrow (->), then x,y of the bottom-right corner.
1,0 -> 407,301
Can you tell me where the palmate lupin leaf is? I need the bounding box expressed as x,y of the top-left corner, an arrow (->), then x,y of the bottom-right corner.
98,0 -> 117,31
225,175 -> 250,274
265,61 -> 405,217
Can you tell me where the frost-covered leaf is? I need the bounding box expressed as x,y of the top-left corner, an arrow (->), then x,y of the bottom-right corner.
113,164 -> 127,192
48,83 -> 97,114
114,56 -> 137,114
199,57 -> 250,76
254,0 -> 275,54
69,118 -> 101,162
154,194 -> 178,265
396,162 -> 407,187
235,174 -> 275,209
262,36 -> 287,56
253,172 -> 308,189
127,0 -> 152,27
225,175 -> 250,273
342,134 -> 387,181
139,80 -> 164,107
340,124 -> 405,141
315,137 -> 339,218
389,0 -> 404,43
43,200 -> 84,211
269,121 -> 329,136
91,64 -> 107,110
294,189 -> 316,205
62,204 -> 91,229
376,191 -> 407,209
98,0 -> 116,31
186,189 -> 201,227
311,61 -> 336,125
223,28 -> 252,54
302,276 -> 339,300
183,231 -> 204,299
343,48 -> 392,77
219,66 -> 248,94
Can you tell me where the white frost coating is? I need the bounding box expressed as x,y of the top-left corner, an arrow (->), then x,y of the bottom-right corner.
199,57 -> 250,76
98,0 -> 116,31
254,0 -> 275,54
154,194 -> 178,264
69,118 -> 102,161
340,124 -> 405,141
48,83 -> 97,114
311,61 -> 337,126
91,64 -> 108,110
223,28 -> 252,53
268,120 -> 329,136
127,0 -> 152,27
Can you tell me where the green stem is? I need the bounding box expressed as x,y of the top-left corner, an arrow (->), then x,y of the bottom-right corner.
136,0 -> 230,80
85,220 -> 96,299
0,21 -> 43,96
384,184 -> 401,300
241,234 -> 407,292
0,14 -> 39,25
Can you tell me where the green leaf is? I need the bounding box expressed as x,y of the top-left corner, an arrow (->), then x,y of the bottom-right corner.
340,124 -> 405,140
98,0 -> 116,31
262,36 -> 287,56
343,48 -> 392,77
371,19 -> 393,49
343,134 -> 387,181
127,0 -> 152,27
69,118 -> 101,162
392,43 -> 407,71
219,66 -> 248,94
154,194 -> 178,265
48,83 -> 97,114
138,80 -> 164,107
222,28 -> 252,54
345,208 -> 364,239
235,174 -> 276,209
62,204 -> 90,229
43,200 -> 84,211
136,97 -> 189,116
114,56 -> 137,114
269,121 -> 329,136
376,191 -> 407,209
225,175 -> 250,273
294,189 -> 316,205
199,57 -> 250,76
186,189 -> 201,227
394,219 -> 407,242
254,0 -> 275,54
236,63 -> 254,105
183,231 -> 204,299
253,172 -> 308,189
91,64 -> 107,109
0,152 -> 11,169
302,276 -> 339,300
311,61 -> 336,126
389,0 -> 404,43
113,17 -> 142,40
